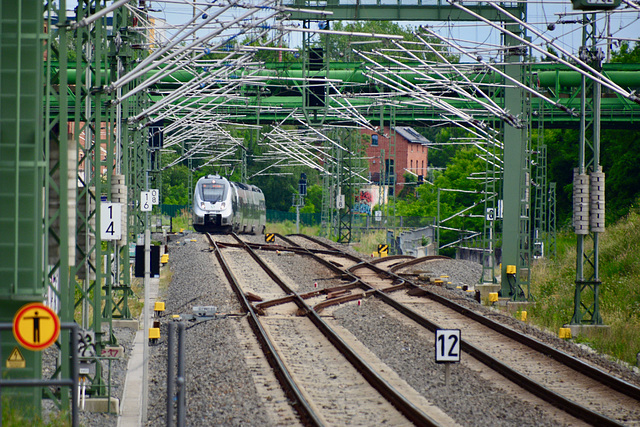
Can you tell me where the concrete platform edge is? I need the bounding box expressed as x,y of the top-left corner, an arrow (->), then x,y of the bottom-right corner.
117,328 -> 145,427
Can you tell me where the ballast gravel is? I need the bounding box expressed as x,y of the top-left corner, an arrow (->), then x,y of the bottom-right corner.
145,234 -> 273,426
50,231 -> 640,426
332,299 -> 561,427
41,324 -> 135,427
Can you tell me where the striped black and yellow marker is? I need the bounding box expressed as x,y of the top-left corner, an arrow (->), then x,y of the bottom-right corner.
265,233 -> 276,243
378,244 -> 389,257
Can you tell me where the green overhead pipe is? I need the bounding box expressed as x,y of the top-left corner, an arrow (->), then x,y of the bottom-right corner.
537,71 -> 640,88
51,61 -> 640,89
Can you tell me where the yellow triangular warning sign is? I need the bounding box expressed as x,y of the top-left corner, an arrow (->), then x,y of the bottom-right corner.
8,347 -> 24,361
6,347 -> 26,369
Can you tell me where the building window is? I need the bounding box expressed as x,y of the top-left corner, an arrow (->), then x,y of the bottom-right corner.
371,134 -> 378,146
410,160 -> 413,170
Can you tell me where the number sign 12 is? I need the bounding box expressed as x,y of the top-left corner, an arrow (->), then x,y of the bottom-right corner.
100,203 -> 122,240
435,329 -> 461,363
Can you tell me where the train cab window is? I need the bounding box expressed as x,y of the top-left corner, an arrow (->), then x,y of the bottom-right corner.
201,184 -> 226,202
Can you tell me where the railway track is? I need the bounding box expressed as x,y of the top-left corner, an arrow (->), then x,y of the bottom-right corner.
267,233 -> 640,426
207,232 -> 446,426
153,232 -> 640,425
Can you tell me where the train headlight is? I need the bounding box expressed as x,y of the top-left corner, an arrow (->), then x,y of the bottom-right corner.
201,202 -> 205,209
220,202 -> 226,209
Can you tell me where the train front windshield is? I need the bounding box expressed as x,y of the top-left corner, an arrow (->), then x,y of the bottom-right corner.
201,183 -> 226,203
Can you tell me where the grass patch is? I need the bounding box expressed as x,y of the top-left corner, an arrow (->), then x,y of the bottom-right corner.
129,277 -> 145,319
266,220 -> 320,237
158,265 -> 173,298
352,230 -> 387,256
2,398 -> 74,427
530,210 -> 640,366
265,221 -> 387,256
171,208 -> 193,232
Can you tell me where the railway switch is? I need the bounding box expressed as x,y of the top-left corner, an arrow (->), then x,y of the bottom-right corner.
488,292 -> 499,304
193,306 -> 218,317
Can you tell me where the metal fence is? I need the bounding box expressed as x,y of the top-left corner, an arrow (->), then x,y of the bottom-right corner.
0,322 -> 79,426
160,205 -> 435,233
351,214 -> 435,230
161,204 -> 189,217
267,210 -> 321,226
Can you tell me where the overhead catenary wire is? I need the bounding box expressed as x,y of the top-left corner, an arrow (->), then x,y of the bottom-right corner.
450,0 -> 640,104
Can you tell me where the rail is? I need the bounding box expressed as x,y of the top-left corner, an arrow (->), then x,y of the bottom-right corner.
281,233 -> 638,426
213,232 -> 441,426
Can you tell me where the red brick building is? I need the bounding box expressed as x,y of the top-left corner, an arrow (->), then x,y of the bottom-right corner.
361,126 -> 430,195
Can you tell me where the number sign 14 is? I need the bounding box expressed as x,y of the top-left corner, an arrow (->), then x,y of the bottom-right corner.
100,203 -> 122,240
435,329 -> 461,363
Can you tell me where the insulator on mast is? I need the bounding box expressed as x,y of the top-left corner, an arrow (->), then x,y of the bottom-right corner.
590,168 -> 605,233
112,174 -> 128,245
573,169 -> 590,235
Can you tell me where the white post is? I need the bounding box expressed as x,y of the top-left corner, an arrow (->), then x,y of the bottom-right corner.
142,227 -> 150,422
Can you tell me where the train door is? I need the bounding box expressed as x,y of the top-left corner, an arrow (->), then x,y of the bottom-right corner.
230,183 -> 240,231
248,189 -> 256,233
238,187 -> 247,233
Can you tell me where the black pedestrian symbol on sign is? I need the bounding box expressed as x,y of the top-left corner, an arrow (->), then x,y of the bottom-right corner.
13,302 -> 60,351
24,311 -> 50,343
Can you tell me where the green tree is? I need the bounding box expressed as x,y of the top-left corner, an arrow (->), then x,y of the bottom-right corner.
395,147 -> 486,245
318,21 -> 457,63
543,126 -> 640,227
161,152 -> 190,205
427,127 -> 472,168
306,184 -> 323,213
238,34 -> 300,64
611,41 -> 640,63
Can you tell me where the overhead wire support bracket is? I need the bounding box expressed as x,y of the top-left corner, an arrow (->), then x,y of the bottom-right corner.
449,0 -> 640,104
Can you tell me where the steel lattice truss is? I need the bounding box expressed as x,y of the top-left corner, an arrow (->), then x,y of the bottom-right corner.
103,0 -> 640,175
33,0 -> 639,414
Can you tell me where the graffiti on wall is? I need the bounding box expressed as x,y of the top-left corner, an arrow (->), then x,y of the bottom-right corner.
353,190 -> 372,214
353,186 -> 386,214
